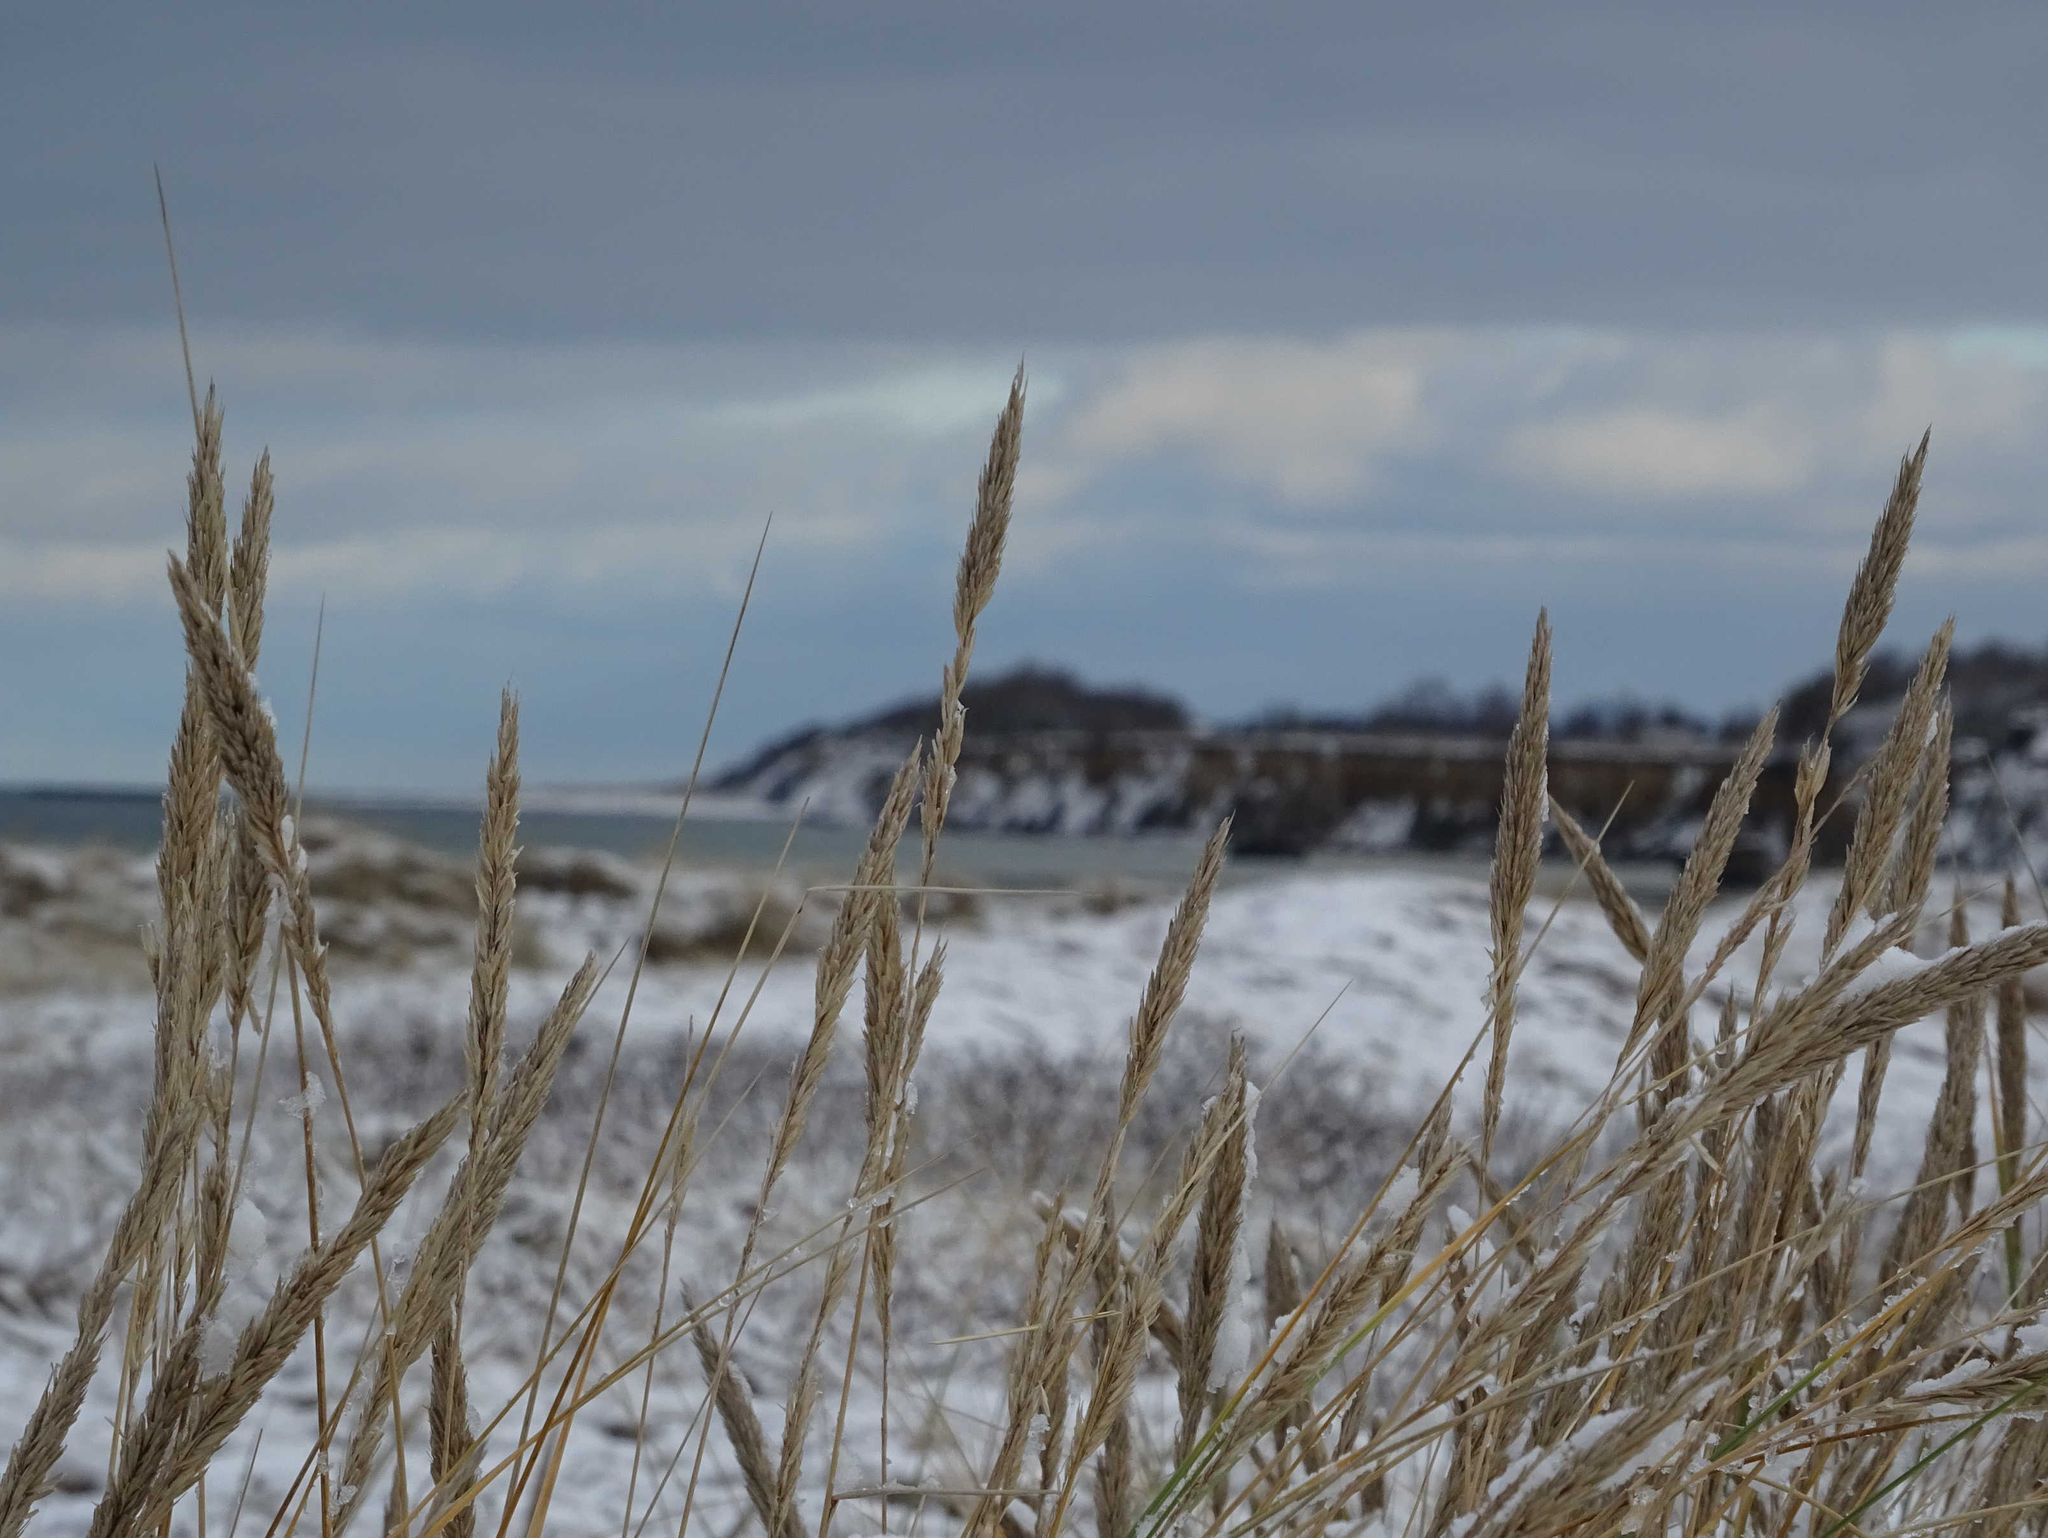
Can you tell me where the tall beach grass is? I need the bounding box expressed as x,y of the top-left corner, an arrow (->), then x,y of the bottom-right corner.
6,368 -> 2048,1538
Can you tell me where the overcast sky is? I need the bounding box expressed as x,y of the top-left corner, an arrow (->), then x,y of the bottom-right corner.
6,4 -> 2047,789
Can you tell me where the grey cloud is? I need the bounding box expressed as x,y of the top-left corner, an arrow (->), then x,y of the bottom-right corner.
6,5 -> 2047,345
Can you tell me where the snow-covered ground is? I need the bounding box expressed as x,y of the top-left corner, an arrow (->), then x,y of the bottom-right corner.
0,827 -> 2032,1535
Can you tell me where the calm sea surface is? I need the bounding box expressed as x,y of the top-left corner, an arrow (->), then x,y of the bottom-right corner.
0,786 -> 1679,898
0,786 -> 1237,887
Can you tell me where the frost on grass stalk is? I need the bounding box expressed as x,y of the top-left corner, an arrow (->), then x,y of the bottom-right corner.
14,373 -> 2048,1538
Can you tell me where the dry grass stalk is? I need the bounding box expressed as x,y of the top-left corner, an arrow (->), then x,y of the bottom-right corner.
1109,822 -> 1230,1185
1068,1264 -> 1164,1479
1264,1222 -> 1303,1336
424,691 -> 522,1538
1177,1037 -> 1251,1459
1994,876 -> 2030,1294
919,365 -> 1026,886
687,377 -> 1034,1538
1628,707 -> 1778,1097
1033,1196 -> 1190,1370
870,940 -> 944,1341
806,374 -> 1027,1537
468,689 -> 522,1137
975,825 -> 1232,1538
229,449 -> 273,667
1826,621 -> 1954,951
1212,1134 -> 1467,1480
1880,698 -> 1953,925
429,1323 -> 480,1538
0,1033 -> 206,1538
1880,899 -> 1988,1280
167,554 -> 289,845
1139,1065 -> 1252,1294
15,390 -> 241,1512
1829,431 -> 1929,728
1090,1409 -> 1134,1538
215,452 -> 278,1072
676,753 -> 923,1538
771,751 -> 921,1193
772,898 -> 923,1538
88,1095 -> 462,1538
184,386 -> 229,615
1481,612 -> 1550,1170
1717,435 -> 1931,1047
963,1208 -> 1069,1538
1849,1027 -> 1895,1185
331,955 -> 599,1531
1548,799 -> 1651,964
685,1291 -> 793,1538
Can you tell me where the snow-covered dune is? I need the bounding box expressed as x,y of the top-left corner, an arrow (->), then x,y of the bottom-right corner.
0,828 -> 2032,1534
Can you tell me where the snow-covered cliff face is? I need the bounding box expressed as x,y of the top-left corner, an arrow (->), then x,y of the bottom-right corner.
716,651 -> 2048,864
723,693 -> 2048,871
1949,712 -> 2048,874
714,725 -> 1737,858
720,730 -> 1218,838
711,664 -> 1753,857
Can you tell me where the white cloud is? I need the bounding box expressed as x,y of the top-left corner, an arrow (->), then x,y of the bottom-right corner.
1211,519 -> 1974,593
0,324 -> 1031,604
1858,335 -> 2047,454
1493,330 -> 2048,512
9,321 -> 2048,613
1888,531 -> 2048,581
0,540 -> 171,604
1049,333 -> 1438,503
702,366 -> 1048,437
1501,407 -> 1815,498
0,513 -> 890,609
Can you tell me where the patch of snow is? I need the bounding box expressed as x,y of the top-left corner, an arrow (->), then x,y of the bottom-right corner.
279,1079 -> 326,1119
